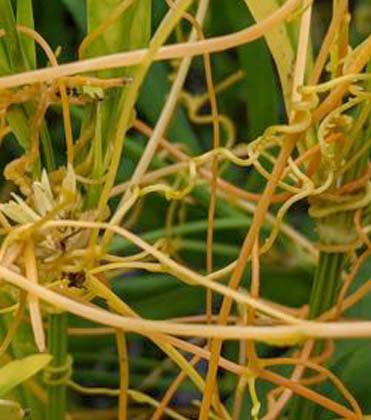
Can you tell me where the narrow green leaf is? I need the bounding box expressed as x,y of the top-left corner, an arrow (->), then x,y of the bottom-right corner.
225,1 -> 278,140
62,0 -> 86,32
138,63 -> 199,151
16,0 -> 36,69
0,354 -> 52,397
0,43 -> 11,75
85,0 -> 151,78
0,1 -> 56,168
6,108 -> 30,150
83,0 -> 152,206
0,0 -> 32,152
243,0 -> 296,113
0,0 -> 29,72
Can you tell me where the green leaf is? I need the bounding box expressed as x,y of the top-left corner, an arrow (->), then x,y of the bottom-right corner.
62,0 -> 86,32
0,0 -> 29,73
85,0 -> 151,78
0,354 -> 52,397
242,0 -> 297,114
6,108 -> 30,150
0,295 -> 43,418
309,339 -> 371,419
82,0 -> 152,207
16,0 -> 36,69
32,0 -> 75,63
337,345 -> 371,413
0,0 -> 34,152
224,1 -> 279,140
138,63 -> 199,151
0,42 -> 11,75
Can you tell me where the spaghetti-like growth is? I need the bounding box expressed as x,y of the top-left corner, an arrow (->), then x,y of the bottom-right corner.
0,1 -> 370,420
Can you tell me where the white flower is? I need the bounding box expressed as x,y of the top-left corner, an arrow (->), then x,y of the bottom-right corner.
0,165 -> 90,268
0,164 -> 77,225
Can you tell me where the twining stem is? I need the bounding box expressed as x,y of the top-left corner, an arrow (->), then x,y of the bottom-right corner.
97,0 -> 194,229
112,0 -> 209,213
198,2 -> 314,415
7,249 -> 371,342
47,312 -> 68,420
0,0 -> 304,90
116,330 -> 129,420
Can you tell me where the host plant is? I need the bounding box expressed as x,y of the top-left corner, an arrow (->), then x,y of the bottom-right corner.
0,0 -> 370,420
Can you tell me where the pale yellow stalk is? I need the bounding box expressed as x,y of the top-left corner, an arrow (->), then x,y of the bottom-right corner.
24,240 -> 45,352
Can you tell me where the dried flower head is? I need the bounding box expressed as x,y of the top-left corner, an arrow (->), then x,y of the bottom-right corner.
0,165 -> 101,282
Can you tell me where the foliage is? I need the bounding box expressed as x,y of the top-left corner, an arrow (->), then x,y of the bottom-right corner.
0,1 -> 370,420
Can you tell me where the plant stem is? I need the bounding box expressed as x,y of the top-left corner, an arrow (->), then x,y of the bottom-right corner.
47,312 -> 68,420
292,59 -> 371,420
290,251 -> 344,419
308,252 -> 345,319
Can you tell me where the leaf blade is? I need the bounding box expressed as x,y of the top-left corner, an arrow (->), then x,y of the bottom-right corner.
16,0 -> 36,69
243,0 -> 297,114
0,354 -> 52,397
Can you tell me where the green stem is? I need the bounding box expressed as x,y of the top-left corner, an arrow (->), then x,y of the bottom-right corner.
47,312 -> 68,420
292,60 -> 371,420
308,252 -> 345,318
290,251 -> 344,419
